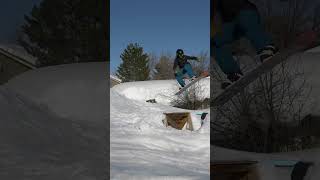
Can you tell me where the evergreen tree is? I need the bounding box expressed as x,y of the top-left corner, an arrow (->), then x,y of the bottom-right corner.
18,0 -> 107,67
116,43 -> 149,82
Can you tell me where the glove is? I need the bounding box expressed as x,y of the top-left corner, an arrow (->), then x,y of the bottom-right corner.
174,67 -> 183,76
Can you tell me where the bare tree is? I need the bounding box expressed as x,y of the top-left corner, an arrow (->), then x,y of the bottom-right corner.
254,0 -> 313,48
189,51 -> 210,76
211,0 -> 318,152
212,55 -> 312,153
153,53 -> 175,80
153,51 -> 209,80
148,52 -> 158,79
171,81 -> 210,110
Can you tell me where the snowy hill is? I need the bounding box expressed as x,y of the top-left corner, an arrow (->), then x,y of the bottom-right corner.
5,62 -> 107,123
110,78 -> 210,179
0,62 -> 108,179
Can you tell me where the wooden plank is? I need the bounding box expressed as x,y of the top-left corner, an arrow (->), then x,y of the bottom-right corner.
175,73 -> 209,95
211,45 -> 307,108
164,112 -> 190,130
186,113 -> 193,131
212,160 -> 258,165
211,161 -> 259,180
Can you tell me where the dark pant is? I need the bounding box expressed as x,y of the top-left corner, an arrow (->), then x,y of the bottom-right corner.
212,10 -> 272,74
175,63 -> 194,87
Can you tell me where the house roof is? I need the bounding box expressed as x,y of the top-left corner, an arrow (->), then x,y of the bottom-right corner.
0,44 -> 37,69
110,75 -> 122,83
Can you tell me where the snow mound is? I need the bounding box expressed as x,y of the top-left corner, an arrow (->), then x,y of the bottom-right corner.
110,78 -> 210,179
5,62 -> 108,123
112,78 -> 210,106
0,86 -> 107,179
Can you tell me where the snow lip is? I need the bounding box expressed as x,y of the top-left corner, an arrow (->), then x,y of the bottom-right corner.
112,78 -> 210,106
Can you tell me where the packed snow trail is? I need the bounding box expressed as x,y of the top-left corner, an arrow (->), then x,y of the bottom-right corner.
110,78 -> 210,179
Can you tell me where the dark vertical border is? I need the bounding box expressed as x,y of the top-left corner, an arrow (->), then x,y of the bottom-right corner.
210,0 -> 214,177
104,0 -> 110,179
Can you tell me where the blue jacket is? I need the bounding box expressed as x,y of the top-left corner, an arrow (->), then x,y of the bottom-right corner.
173,55 -> 198,70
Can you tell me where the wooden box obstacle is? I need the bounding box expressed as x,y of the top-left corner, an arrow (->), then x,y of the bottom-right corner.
163,112 -> 193,131
211,161 -> 259,180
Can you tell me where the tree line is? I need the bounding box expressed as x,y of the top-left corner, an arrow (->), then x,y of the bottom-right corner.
116,43 -> 209,82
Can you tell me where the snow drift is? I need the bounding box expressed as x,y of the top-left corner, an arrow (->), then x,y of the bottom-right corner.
110,78 -> 210,179
112,78 -> 210,106
0,62 -> 108,179
5,62 -> 108,123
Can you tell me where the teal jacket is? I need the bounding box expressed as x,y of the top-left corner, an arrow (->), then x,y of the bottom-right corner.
173,55 -> 198,70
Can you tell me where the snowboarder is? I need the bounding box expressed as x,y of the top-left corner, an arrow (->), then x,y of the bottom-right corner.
212,0 -> 278,86
173,49 -> 199,89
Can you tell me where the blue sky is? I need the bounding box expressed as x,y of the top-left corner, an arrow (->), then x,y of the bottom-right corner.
110,0 -> 210,73
0,0 -> 41,43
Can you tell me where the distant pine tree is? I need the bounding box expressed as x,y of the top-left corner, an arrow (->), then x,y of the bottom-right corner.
18,0 -> 107,67
116,43 -> 149,82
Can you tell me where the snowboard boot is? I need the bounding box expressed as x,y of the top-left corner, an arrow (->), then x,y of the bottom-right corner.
291,161 -> 313,180
221,72 -> 243,89
258,44 -> 279,62
190,76 -> 197,81
227,72 -> 242,82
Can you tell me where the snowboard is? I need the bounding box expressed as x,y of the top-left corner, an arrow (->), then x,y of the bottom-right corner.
175,71 -> 209,95
211,45 -> 307,107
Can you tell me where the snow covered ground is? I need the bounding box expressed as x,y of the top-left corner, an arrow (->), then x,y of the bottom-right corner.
110,78 -> 210,179
5,63 -> 108,123
212,145 -> 320,180
0,62 -> 108,179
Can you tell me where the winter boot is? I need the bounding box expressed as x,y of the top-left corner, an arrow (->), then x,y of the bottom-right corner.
291,161 -> 313,180
227,72 -> 242,82
221,72 -> 243,89
258,44 -> 279,62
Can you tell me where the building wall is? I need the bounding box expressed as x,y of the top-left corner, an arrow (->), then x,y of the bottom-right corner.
0,54 -> 31,85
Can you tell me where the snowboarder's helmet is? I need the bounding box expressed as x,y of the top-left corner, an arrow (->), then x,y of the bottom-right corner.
176,49 -> 184,57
